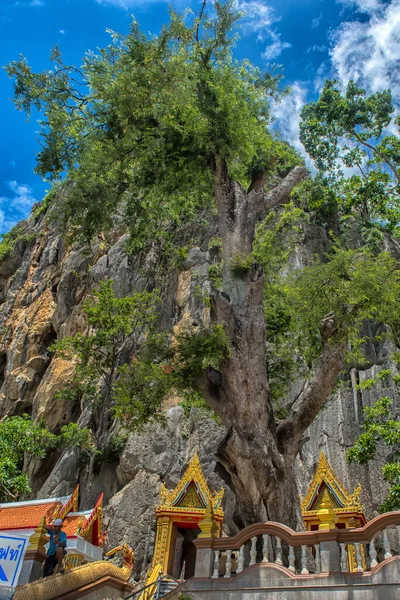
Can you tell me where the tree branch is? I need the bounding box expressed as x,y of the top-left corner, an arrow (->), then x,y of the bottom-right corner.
277,312 -> 347,454
250,166 -> 308,213
350,129 -> 400,183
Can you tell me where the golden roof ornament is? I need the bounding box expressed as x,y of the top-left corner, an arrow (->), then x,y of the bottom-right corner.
27,517 -> 49,554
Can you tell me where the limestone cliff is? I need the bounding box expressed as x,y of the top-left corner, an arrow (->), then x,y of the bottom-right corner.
0,202 -> 398,575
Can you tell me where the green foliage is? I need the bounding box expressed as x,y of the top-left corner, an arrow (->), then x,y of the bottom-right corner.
347,397 -> 400,512
290,176 -> 338,225
0,416 -> 90,501
0,223 -> 36,263
208,262 -> 223,289
52,280 -> 160,399
114,361 -> 171,428
252,204 -> 400,399
6,2 -> 296,247
114,324 -> 229,428
300,80 -> 400,234
60,422 -> 95,451
53,279 -> 160,458
33,183 -> 60,221
230,254 -> 251,278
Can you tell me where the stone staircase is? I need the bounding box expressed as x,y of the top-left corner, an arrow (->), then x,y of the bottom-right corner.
159,577 -> 179,597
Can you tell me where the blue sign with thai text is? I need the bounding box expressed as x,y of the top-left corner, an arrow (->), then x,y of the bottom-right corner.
0,535 -> 27,587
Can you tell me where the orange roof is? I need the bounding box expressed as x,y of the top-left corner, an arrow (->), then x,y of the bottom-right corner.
0,502 -> 61,529
63,514 -> 83,537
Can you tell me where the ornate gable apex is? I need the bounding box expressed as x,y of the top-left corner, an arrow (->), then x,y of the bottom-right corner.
158,453 -> 224,514
301,452 -> 362,513
59,485 -> 79,519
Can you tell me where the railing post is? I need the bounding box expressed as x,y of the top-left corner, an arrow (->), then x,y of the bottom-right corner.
275,538 -> 283,566
211,550 -> 220,579
262,534 -> 269,563
249,536 -> 257,566
354,542 -> 364,573
224,550 -> 232,578
288,546 -> 296,573
369,539 -> 378,569
382,529 -> 392,560
237,545 -> 245,573
320,541 -> 340,573
301,545 -> 309,575
339,543 -> 348,573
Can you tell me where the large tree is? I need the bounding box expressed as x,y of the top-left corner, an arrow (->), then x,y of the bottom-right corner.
6,1 -> 400,527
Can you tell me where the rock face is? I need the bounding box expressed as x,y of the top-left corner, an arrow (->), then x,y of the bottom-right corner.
0,205 -> 398,574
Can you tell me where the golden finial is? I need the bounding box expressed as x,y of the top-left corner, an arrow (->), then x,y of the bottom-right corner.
27,517 -> 49,553
198,503 -> 218,539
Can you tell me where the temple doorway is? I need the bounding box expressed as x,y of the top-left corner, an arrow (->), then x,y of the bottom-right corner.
170,525 -> 200,579
179,527 -> 199,579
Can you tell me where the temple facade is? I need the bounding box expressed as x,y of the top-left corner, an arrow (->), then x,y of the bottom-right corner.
0,485 -> 104,567
152,453 -> 224,579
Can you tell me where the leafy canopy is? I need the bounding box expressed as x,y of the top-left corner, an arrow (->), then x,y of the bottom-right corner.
0,416 -> 92,501
348,395 -> 400,512
114,319 -> 230,428
252,206 -> 400,400
300,80 -> 400,232
5,1 -> 297,249
53,279 -> 160,408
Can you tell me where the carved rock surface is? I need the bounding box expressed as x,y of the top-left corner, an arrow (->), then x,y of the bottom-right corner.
0,206 -> 398,571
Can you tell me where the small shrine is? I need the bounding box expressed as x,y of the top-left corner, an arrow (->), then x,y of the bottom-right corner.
301,452 -> 367,571
0,485 -> 105,566
152,453 -> 224,579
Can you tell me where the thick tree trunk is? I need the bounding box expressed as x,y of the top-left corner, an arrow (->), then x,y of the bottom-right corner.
199,159 -> 346,528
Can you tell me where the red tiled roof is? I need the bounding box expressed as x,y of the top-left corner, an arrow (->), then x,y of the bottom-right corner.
63,515 -> 83,537
0,502 -> 61,529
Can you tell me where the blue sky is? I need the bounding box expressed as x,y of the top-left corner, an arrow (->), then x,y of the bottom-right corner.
0,0 -> 399,235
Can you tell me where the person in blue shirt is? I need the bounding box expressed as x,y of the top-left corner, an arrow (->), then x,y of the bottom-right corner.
43,518 -> 67,577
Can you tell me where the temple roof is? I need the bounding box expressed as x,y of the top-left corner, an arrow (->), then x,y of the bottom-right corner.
301,452 -> 364,516
0,501 -> 61,530
0,486 -> 104,546
157,453 -> 224,516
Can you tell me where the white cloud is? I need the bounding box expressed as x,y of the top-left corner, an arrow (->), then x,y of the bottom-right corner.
263,31 -> 291,60
235,0 -> 276,37
329,0 -> 400,99
59,29 -> 65,34
337,0 -> 381,14
306,44 -> 327,53
0,181 -> 37,235
236,0 -> 291,59
311,13 -> 323,29
272,83 -> 312,165
30,0 -> 45,6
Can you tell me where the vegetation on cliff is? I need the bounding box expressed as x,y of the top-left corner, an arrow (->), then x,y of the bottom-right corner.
6,0 -> 400,523
0,417 -> 92,501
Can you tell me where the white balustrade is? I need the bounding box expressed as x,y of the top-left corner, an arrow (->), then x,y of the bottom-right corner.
369,539 -> 378,568
237,544 -> 245,573
212,550 -> 220,578
301,545 -> 309,575
262,534 -> 269,563
382,529 -> 392,560
275,537 -> 283,566
354,542 -> 363,573
249,536 -> 257,566
288,546 -> 295,573
340,543 -> 348,572
224,550 -> 232,578
206,514 -> 400,580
